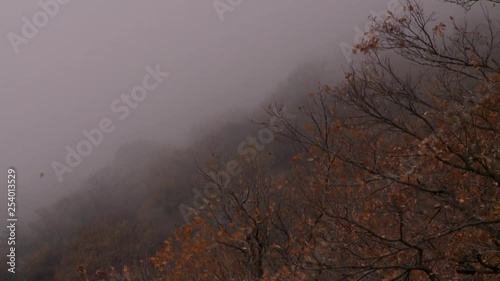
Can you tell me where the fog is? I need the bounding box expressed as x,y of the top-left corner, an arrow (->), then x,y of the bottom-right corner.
0,0 -> 459,221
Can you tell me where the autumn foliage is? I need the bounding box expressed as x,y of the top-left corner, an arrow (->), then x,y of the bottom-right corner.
4,1 -> 498,281
142,1 -> 500,280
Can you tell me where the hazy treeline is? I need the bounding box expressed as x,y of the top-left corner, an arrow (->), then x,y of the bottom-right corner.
1,1 -> 499,280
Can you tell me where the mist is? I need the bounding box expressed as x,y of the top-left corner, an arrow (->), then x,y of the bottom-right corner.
2,0 -> 497,280
0,0 -> 398,220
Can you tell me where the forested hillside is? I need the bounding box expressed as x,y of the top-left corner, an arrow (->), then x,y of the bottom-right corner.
2,0 -> 499,280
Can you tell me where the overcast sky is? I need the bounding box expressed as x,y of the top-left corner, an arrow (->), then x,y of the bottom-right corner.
0,0 -> 461,219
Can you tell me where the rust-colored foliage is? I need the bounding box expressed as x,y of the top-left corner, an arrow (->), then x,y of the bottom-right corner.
80,1 -> 499,280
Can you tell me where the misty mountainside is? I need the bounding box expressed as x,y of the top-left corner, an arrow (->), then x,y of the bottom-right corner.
0,60 -> 321,281
0,1 -> 499,280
